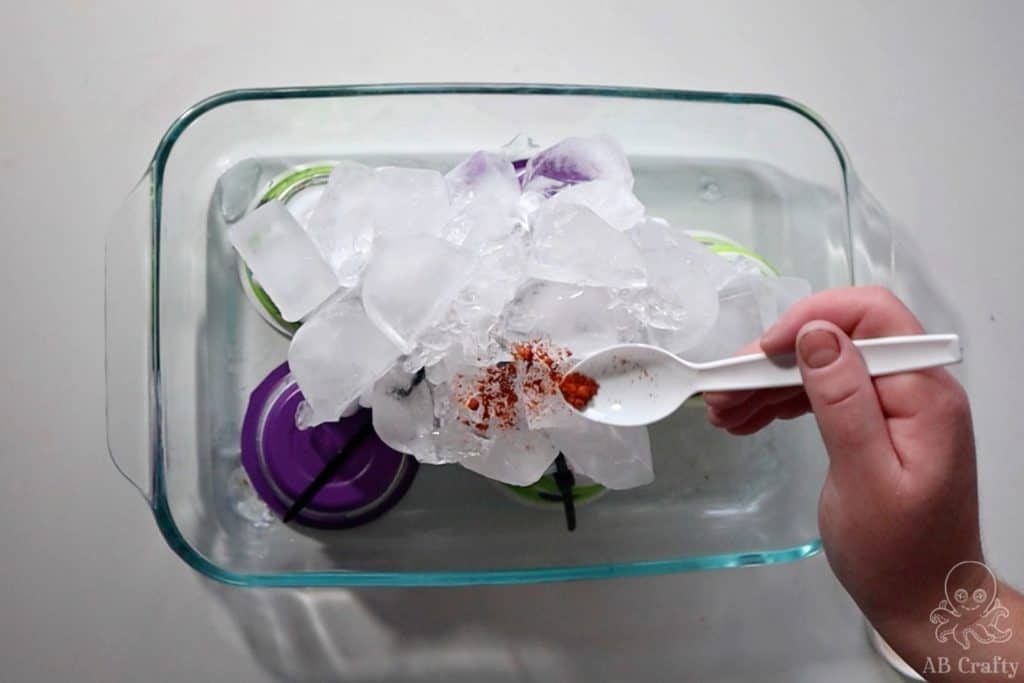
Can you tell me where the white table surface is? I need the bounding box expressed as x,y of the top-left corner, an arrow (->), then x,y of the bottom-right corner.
3,1 -> 1022,681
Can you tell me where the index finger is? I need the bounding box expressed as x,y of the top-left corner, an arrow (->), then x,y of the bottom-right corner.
701,338 -> 763,409
759,286 -> 925,355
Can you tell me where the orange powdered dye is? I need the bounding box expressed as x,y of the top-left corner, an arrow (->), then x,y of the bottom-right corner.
451,339 -> 585,435
455,361 -> 519,433
559,372 -> 600,410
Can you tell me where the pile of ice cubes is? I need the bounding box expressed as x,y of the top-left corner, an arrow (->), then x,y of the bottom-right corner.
228,135 -> 810,489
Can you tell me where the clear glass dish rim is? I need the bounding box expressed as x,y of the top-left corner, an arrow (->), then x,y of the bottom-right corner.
147,83 -> 847,587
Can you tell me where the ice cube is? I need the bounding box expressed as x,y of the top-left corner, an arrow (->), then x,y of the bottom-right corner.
699,245 -> 777,291
372,167 -> 450,238
500,133 -> 540,168
217,160 -> 264,223
287,296 -> 401,426
681,271 -> 813,361
760,276 -> 811,327
362,234 -> 474,353
340,399 -> 360,418
548,416 -> 653,490
433,419 -> 493,466
459,428 -> 559,486
443,152 -> 521,248
293,397 -> 365,429
517,188 -> 547,223
500,280 -> 642,358
371,367 -> 450,463
228,200 -> 339,322
632,219 -> 735,285
513,341 -> 577,430
523,135 -> 633,193
446,151 -> 520,208
400,316 -> 461,374
427,369 -> 503,462
527,204 -> 647,288
446,237 -> 528,360
465,238 -> 527,314
284,183 -> 328,230
227,466 -> 276,526
674,228 -> 765,290
424,358 -> 451,385
544,179 -> 644,231
726,272 -> 812,337
622,219 -> 721,352
681,275 -> 769,362
305,161 -> 376,287
519,382 -> 573,431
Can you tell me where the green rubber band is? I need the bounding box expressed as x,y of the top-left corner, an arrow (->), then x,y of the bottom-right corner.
246,268 -> 300,334
687,231 -> 778,276
689,232 -> 743,250
505,475 -> 606,504
262,165 -> 337,202
706,243 -> 778,276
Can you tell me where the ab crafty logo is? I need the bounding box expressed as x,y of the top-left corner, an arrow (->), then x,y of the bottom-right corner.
930,561 -> 1012,650
923,561 -> 1016,679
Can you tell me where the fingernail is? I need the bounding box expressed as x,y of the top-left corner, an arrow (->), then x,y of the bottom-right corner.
798,328 -> 840,369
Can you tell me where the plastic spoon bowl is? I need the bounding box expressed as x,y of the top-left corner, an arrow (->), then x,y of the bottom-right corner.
564,334 -> 962,427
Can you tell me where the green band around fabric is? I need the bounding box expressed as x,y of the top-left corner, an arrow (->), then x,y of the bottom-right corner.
504,475 -> 606,504
245,266 -> 300,335
262,165 -> 337,202
687,231 -> 778,276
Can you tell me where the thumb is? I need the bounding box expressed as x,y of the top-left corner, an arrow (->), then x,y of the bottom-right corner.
796,321 -> 897,479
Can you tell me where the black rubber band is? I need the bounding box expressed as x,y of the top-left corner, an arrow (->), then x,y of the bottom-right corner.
283,420 -> 376,523
552,452 -> 577,532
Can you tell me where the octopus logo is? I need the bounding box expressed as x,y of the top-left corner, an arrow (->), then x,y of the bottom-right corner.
930,561 -> 1013,650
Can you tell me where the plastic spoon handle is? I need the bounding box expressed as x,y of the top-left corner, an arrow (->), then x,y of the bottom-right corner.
692,334 -> 961,394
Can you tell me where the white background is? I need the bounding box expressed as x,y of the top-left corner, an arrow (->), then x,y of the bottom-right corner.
2,1 -> 1023,681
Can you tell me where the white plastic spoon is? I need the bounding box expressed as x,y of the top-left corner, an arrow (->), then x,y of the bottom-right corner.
564,334 -> 962,427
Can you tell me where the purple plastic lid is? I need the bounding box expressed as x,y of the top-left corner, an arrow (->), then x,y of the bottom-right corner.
241,362 -> 417,529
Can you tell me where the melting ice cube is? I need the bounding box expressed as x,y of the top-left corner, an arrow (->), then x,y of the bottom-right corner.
362,234 -> 474,353
458,428 -> 559,487
227,466 -> 276,527
228,200 -> 339,322
682,268 -> 812,362
446,236 -> 528,361
371,367 -> 454,464
527,203 -> 646,288
500,133 -> 540,167
500,280 -> 642,357
760,276 -> 812,327
305,161 -> 376,287
548,415 -> 654,490
623,219 -> 721,353
544,179 -> 644,231
372,167 -> 450,238
287,296 -> 401,426
443,152 -> 521,248
404,238 -> 523,379
523,135 -> 633,193
680,276 -> 772,362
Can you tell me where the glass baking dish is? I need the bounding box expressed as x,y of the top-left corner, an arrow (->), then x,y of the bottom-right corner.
106,83 -> 884,587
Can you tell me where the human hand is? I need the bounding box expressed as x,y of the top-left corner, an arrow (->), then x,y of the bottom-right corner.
704,287 -> 983,648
